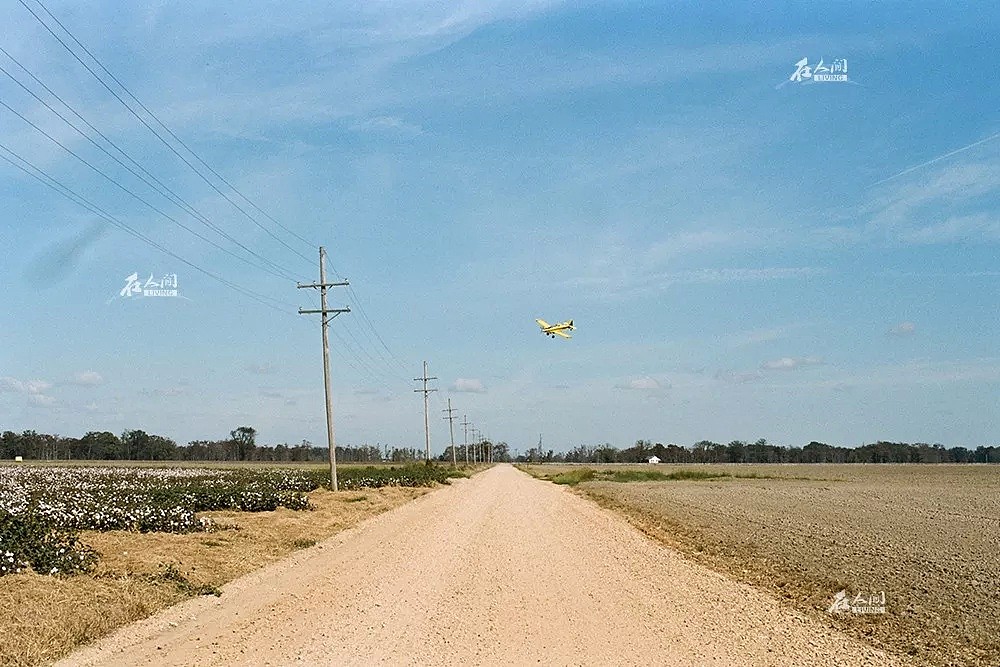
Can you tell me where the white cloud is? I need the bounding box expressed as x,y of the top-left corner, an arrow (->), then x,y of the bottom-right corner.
898,214 -> 1000,244
0,376 -> 52,395
1,376 -> 58,407
810,358 -> 1000,388
72,371 -> 104,386
761,356 -> 824,371
27,394 -> 56,407
868,160 -> 1000,245
616,376 -> 663,391
722,326 -> 791,348
888,321 -> 916,337
451,378 -> 486,393
245,363 -> 276,375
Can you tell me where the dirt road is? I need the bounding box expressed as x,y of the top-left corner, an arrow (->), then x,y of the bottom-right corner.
61,465 -> 912,666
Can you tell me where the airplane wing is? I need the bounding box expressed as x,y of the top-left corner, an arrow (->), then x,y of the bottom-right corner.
535,319 -> 550,329
552,329 -> 572,339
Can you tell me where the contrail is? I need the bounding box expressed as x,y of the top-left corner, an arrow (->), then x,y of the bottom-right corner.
871,130 -> 1000,187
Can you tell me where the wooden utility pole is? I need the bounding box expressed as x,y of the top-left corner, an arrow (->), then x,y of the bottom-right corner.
443,399 -> 457,467
460,415 -> 470,465
298,246 -> 349,491
413,361 -> 437,462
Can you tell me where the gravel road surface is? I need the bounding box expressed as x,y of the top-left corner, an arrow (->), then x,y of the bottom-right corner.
60,464 -> 912,666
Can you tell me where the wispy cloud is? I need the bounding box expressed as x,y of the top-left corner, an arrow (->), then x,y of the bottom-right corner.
350,115 -> 423,137
761,356 -> 825,371
872,130 -> 1000,186
1,377 -> 52,394
888,321 -> 916,337
898,213 -> 1000,244
615,376 -> 664,391
564,266 -> 825,296
867,159 -> 1000,245
812,358 -> 1000,388
722,325 -> 795,348
71,370 -> 104,386
451,378 -> 486,393
260,390 -> 285,399
245,363 -> 276,375
27,394 -> 56,407
714,369 -> 763,384
1,376 -> 55,406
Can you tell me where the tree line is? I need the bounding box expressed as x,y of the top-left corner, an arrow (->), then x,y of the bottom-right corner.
2,428 -> 997,464
514,439 -> 1000,464
0,427 -> 439,463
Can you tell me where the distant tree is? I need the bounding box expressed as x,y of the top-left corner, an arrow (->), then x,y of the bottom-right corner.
81,431 -> 121,460
230,426 -> 257,461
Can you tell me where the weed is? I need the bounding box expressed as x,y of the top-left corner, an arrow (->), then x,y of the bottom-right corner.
154,563 -> 220,597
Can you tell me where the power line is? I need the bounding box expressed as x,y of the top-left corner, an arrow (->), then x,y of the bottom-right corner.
15,0 -> 417,389
0,97 -> 303,283
15,0 -> 415,379
0,141 -> 297,314
319,252 -> 411,377
17,0 -> 316,265
344,284 -> 413,375
0,56 -> 303,282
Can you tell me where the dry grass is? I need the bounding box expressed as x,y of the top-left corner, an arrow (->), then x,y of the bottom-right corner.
0,486 -> 431,666
522,463 -> 1000,667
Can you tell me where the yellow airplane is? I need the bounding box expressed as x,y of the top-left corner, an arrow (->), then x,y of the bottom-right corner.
536,318 -> 575,339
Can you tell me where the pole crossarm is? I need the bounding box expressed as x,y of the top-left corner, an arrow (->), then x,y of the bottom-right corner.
298,246 -> 350,491
460,415 -> 470,465
297,281 -> 350,289
443,399 -> 457,468
414,361 -> 437,462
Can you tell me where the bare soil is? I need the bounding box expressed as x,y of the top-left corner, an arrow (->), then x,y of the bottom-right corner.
61,464 -> 915,666
524,463 -> 1000,667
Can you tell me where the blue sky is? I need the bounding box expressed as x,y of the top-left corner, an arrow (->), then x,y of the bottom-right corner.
1,1 -> 997,453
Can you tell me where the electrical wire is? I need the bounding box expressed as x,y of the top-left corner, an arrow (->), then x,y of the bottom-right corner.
17,0 -> 316,266
0,97 -> 301,283
0,141 -> 298,315
0,55 -> 303,282
14,0 -> 418,389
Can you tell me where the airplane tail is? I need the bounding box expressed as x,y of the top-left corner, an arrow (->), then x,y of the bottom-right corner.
569,320 -> 575,329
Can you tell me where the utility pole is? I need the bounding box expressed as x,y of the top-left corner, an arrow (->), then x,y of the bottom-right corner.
298,246 -> 349,491
443,399 -> 457,468
413,361 -> 437,462
460,415 -> 470,465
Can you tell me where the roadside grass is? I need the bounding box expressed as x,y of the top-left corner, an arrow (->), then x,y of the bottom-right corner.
533,466 -> 784,486
0,478 -> 451,666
